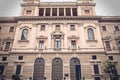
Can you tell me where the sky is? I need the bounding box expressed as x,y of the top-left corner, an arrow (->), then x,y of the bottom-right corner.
0,0 -> 120,17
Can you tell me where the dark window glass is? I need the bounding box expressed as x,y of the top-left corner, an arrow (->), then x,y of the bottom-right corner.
95,77 -> 100,80
72,8 -> 77,16
18,56 -> 23,60
16,65 -> 21,75
52,8 -> 57,16
111,65 -> 118,74
0,66 -> 4,75
66,8 -> 71,16
115,26 -> 119,31
41,25 -> 45,30
55,25 -> 60,30
118,41 -> 120,45
105,41 -> 111,51
9,27 -> 14,32
0,27 -> 1,32
108,56 -> 113,60
70,25 -> 75,31
45,8 -> 50,16
59,8 -> 64,16
21,29 -> 28,40
39,41 -> 44,49
5,42 -> 10,50
71,40 -> 76,49
39,8 -> 44,16
88,28 -> 95,40
2,57 -> 7,61
102,26 -> 107,31
54,37 -> 61,49
92,55 -> 97,60
94,65 -> 99,74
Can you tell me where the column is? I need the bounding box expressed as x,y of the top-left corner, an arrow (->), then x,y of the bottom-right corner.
43,8 -> 46,16
71,8 -> 73,16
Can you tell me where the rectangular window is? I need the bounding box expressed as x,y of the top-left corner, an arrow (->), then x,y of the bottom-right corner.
85,10 -> 90,14
114,26 -> 119,31
111,65 -> 118,74
70,25 -> 75,31
93,65 -> 99,74
92,55 -> 97,60
59,8 -> 64,16
18,56 -> 23,60
39,8 -> 44,16
71,40 -> 76,49
9,27 -> 14,32
2,57 -> 7,61
16,65 -> 21,75
102,26 -> 107,31
26,10 -> 32,14
5,42 -> 10,50
45,8 -> 50,16
39,41 -> 44,49
0,66 -> 4,75
52,8 -> 57,16
72,8 -> 77,16
105,41 -> 111,51
66,8 -> 71,16
108,56 -> 113,60
40,25 -> 45,30
0,27 -> 1,32
55,25 -> 60,30
54,37 -> 61,49
118,41 -> 120,45
95,77 -> 100,80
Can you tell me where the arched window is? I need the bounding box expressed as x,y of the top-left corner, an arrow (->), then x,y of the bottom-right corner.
33,58 -> 45,80
70,58 -> 81,80
21,29 -> 28,40
87,28 -> 94,40
52,58 -> 63,80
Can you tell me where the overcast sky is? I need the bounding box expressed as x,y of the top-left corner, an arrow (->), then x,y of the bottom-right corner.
0,0 -> 120,17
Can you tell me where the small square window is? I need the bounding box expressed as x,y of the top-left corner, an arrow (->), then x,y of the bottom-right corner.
18,56 -> 23,60
102,26 -> 107,31
2,57 -> 7,61
114,26 -> 119,31
55,25 -> 60,30
39,41 -> 44,49
70,25 -> 75,31
9,27 -> 14,32
108,56 -> 113,60
26,10 -> 32,14
92,55 -> 97,60
40,25 -> 45,30
85,10 -> 90,14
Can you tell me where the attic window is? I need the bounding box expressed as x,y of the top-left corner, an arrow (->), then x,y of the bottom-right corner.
72,8 -> 77,16
85,10 -> 90,14
26,10 -> 32,14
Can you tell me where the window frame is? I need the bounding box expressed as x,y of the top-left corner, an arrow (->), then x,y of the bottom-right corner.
92,55 -> 97,60
87,28 -> 95,40
70,25 -> 75,31
18,56 -> 23,60
114,26 -> 119,31
102,26 -> 107,31
39,41 -> 44,49
21,29 -> 28,40
5,42 -> 10,50
93,65 -> 99,74
71,40 -> 77,49
9,27 -> 14,32
2,57 -> 7,61
40,25 -> 45,31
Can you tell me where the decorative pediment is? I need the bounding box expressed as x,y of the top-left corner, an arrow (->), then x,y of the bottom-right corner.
4,37 -> 13,42
115,36 -> 120,40
102,36 -> 112,41
51,31 -> 64,36
68,35 -> 79,40
36,35 -> 47,40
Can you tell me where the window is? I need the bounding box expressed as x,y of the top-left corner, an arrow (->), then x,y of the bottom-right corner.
66,8 -> 71,16
54,37 -> 61,49
114,26 -> 119,31
5,42 -> 10,50
21,29 -> 28,40
95,77 -> 100,80
9,27 -> 14,32
93,65 -> 99,74
0,27 -> 1,32
72,8 -> 77,16
39,8 -> 44,16
108,56 -> 113,60
40,25 -> 45,30
52,8 -> 57,16
16,65 -> 21,75
26,10 -> 32,14
2,57 -> 7,61
55,25 -> 60,30
18,56 -> 23,60
39,41 -> 44,49
105,41 -> 111,51
92,55 -> 97,60
0,66 -> 4,75
70,25 -> 75,31
71,40 -> 76,49
59,8 -> 64,16
88,28 -> 94,40
118,41 -> 120,45
45,8 -> 50,16
102,26 -> 107,31
111,65 -> 118,74
85,10 -> 90,14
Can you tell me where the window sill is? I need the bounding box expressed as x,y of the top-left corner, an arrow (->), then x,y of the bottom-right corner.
71,48 -> 77,50
86,40 -> 97,43
18,40 -> 29,43
14,60 -> 25,63
90,60 -> 101,63
92,74 -> 103,76
0,61 -> 8,64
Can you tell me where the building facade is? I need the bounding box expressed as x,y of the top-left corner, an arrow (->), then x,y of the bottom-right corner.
0,0 -> 120,80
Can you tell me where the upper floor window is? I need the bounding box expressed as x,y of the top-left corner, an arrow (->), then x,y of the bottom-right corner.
92,55 -> 97,60
39,8 -> 44,16
45,8 -> 50,16
21,29 -> 28,40
70,25 -> 75,31
102,26 -> 107,31
9,27 -> 14,32
85,10 -> 90,14
108,56 -> 113,60
59,8 -> 64,16
93,65 -> 99,74
118,41 -> 120,45
72,8 -> 77,16
105,41 -> 111,51
54,37 -> 61,49
66,8 -> 71,16
18,56 -> 23,60
114,26 -> 119,31
40,25 -> 45,30
5,42 -> 10,50
55,25 -> 60,30
71,40 -> 76,49
16,65 -> 21,75
39,41 -> 44,49
26,10 -> 32,14
2,57 -> 7,61
87,28 -> 94,40
52,8 -> 57,16
0,27 -> 1,32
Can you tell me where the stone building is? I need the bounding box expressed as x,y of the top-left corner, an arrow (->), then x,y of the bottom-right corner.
0,0 -> 120,80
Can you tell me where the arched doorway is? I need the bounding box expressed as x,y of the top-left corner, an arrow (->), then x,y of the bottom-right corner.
52,58 -> 63,80
70,58 -> 81,80
33,58 -> 45,80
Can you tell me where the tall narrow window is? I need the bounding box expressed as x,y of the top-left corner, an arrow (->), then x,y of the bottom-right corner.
88,28 -> 94,40
40,25 -> 45,30
16,65 -> 21,75
39,8 -> 44,16
0,66 -> 4,75
105,41 -> 111,51
66,8 -> 71,16
21,29 -> 28,40
45,8 -> 50,16
102,26 -> 107,31
0,27 -> 2,32
72,8 -> 77,16
52,8 -> 57,16
5,42 -> 10,50
93,65 -> 99,74
59,8 -> 64,16
55,25 -> 60,30
114,26 -> 119,31
9,27 -> 14,32
39,41 -> 44,49
54,37 -> 61,49
71,40 -> 76,49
